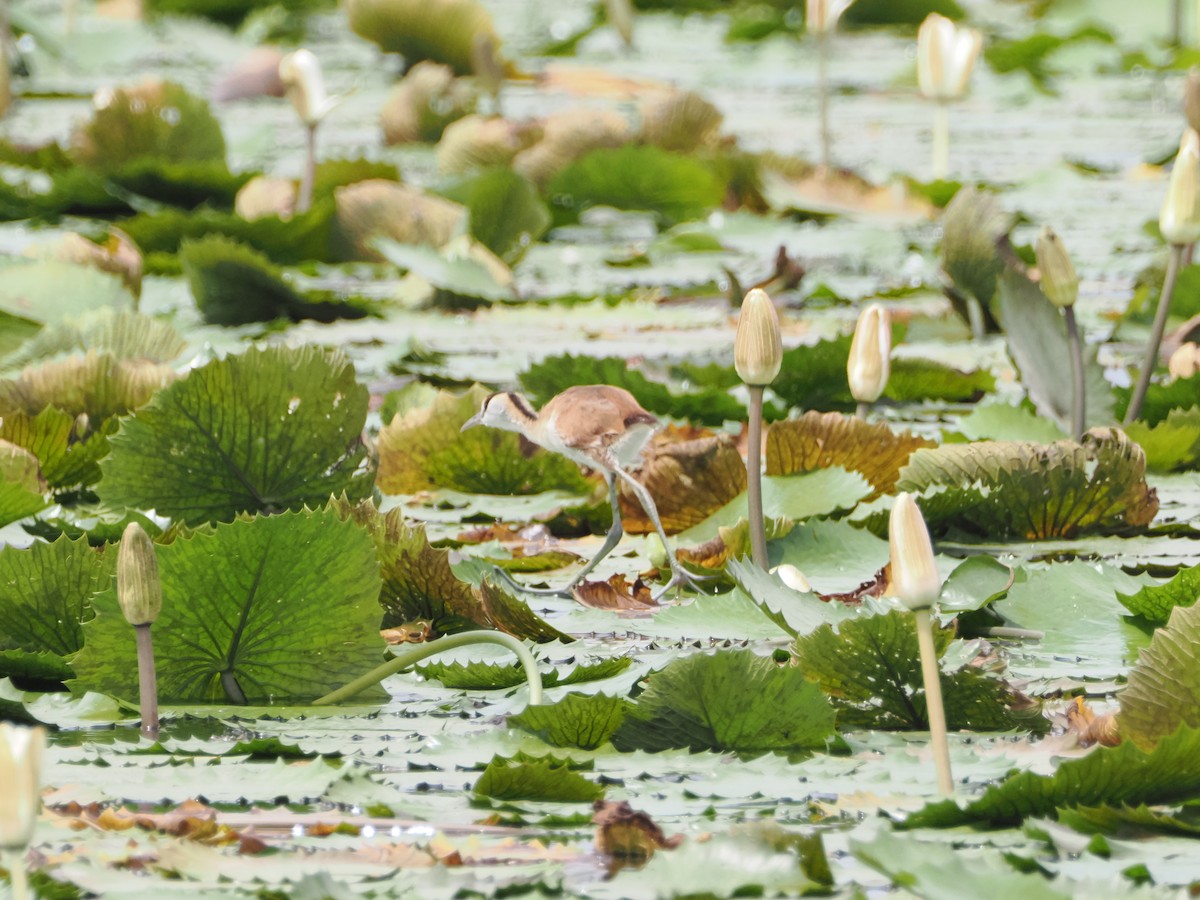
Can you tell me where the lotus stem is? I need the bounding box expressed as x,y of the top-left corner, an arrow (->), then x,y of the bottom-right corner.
1173,0 -> 1183,44
5,849 -> 29,900
980,626 -> 1044,640
134,624 -> 159,740
817,32 -> 831,171
855,401 -> 870,420
314,631 -> 543,706
1126,243 -> 1184,424
297,123 -> 318,214
965,294 -> 986,341
1064,305 -> 1086,441
932,102 -> 950,181
914,608 -> 954,796
746,385 -> 768,570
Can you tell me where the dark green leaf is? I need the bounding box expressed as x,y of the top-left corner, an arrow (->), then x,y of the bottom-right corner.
474,754 -> 604,802
439,167 -> 551,264
509,693 -> 631,750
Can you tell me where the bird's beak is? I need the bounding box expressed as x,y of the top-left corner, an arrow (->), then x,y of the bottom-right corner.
461,412 -> 484,432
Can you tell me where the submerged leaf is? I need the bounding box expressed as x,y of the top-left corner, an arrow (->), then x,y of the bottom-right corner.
1117,602 -> 1200,751
99,346 -> 373,524
376,385 -> 589,495
611,649 -> 837,754
766,412 -> 936,500
71,508 -> 386,704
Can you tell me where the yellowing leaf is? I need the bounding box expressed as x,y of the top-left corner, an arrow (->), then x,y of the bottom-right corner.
619,431 -> 746,535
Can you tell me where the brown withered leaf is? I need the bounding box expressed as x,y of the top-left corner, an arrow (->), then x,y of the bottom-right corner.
620,432 -> 746,534
53,799 -> 258,848
677,521 -> 750,572
821,565 -> 889,605
575,575 -> 657,612
760,157 -> 934,221
593,799 -> 683,872
1066,697 -> 1122,748
381,621 -> 433,644
766,411 -> 935,500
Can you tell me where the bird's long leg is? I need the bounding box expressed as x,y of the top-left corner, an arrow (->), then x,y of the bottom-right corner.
490,473 -> 624,597
611,466 -> 709,599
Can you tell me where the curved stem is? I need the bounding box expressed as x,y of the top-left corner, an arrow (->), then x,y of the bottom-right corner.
817,33 -> 831,170
932,102 -> 950,181
296,123 -> 318,214
5,849 -> 29,900
914,608 -> 954,796
747,385 -> 768,570
313,631 -> 543,706
1125,243 -> 1184,425
1064,305 -> 1086,441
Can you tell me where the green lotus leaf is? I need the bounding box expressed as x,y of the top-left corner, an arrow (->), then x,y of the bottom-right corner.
1115,374 -> 1200,428
438,167 -> 550,264
0,649 -> 75,686
1117,602 -> 1200,751
885,356 -> 995,403
842,0 -> 964,26
1057,803 -> 1200,838
374,236 -> 515,306
766,411 -> 936,500
331,497 -> 570,642
1125,407 -> 1200,472
0,439 -> 48,526
144,0 -> 325,25
1,310 -> 186,375
865,427 -> 1159,540
99,345 -> 373,525
0,260 -> 135,336
793,605 -> 1045,732
108,158 -> 250,210
474,753 -> 604,802
611,649 -> 837,754
1118,562 -> 1200,625
939,186 -> 1014,318
521,354 -> 746,427
346,0 -> 502,74
70,80 -> 225,172
508,692 -> 631,750
70,507 -> 386,705
0,408 -> 113,491
330,180 -> 464,263
376,385 -> 589,495
954,401 -> 1067,443
548,144 -> 725,227
902,723 -> 1200,829
0,535 -> 114,660
418,656 -> 629,691
180,235 -> 373,326
0,351 -> 173,423
995,270 -> 1115,432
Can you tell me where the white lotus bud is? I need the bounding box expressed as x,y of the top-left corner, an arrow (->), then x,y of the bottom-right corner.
917,14 -> 983,103
279,49 -> 340,127
1159,129 -> 1200,246
888,492 -> 941,611
806,0 -> 856,35
1035,226 -> 1078,309
734,288 -> 783,387
847,303 -> 891,404
1168,342 -> 1200,380
772,564 -> 812,593
0,723 -> 45,850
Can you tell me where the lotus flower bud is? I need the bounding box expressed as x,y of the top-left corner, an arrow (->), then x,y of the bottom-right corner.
1034,226 -> 1078,309
118,522 -> 162,626
847,303 -> 891,403
734,288 -> 783,387
1169,342 -> 1200,379
279,49 -> 338,127
888,493 -> 941,611
806,0 -> 856,35
917,13 -> 983,103
772,564 -> 812,593
1159,129 -> 1200,246
0,723 -> 45,850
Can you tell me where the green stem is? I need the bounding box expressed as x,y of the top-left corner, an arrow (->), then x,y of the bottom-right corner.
1174,0 -> 1183,45
965,294 -> 986,341
914,608 -> 954,796
135,624 -> 159,740
1126,243 -> 1184,425
1064,305 -> 1086,441
5,848 -> 29,900
314,632 -> 543,706
817,32 -> 831,170
746,385 -> 768,570
296,123 -> 317,214
932,102 -> 950,181
981,626 -> 1044,640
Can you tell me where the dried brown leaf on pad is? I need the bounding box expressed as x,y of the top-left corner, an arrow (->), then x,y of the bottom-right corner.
766,411 -> 936,500
575,575 -> 657,612
619,430 -> 746,535
593,799 -> 683,875
1065,697 -> 1120,748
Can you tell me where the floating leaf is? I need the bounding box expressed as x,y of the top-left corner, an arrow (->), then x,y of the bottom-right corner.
1114,375 -> 1200,429
611,649 -> 837,754
0,440 -> 48,526
1,310 -> 185,374
438,167 -> 550,264
766,412 -> 936,500
940,186 -> 1014,315
418,656 -> 630,691
793,606 -> 1044,732
330,180 -> 464,263
872,428 -> 1159,540
903,724 -> 1200,829
509,692 -> 631,750
1118,563 -> 1200,625
71,508 -> 385,705
886,356 -> 995,403
954,401 -> 1067,443
547,144 -> 724,227
374,236 -> 515,305
474,753 -> 604,802
376,385 -> 589,495
618,432 -> 746,534
1125,407 -> 1200,472
995,270 -> 1115,432
0,536 -> 114,660
1117,602 -> 1200,751
345,0 -> 502,74
0,351 -> 174,422
1057,803 -> 1200,838
99,346 -> 373,525
180,235 -> 372,325
0,259 -> 135,333
0,407 -> 114,490
381,62 -> 479,144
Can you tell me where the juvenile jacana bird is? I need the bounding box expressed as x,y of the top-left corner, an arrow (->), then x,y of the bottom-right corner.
462,385 -> 704,598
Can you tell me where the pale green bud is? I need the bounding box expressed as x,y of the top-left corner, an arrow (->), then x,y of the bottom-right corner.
1159,129 -> 1200,246
118,522 -> 162,626
734,288 -> 783,386
888,493 -> 941,611
1035,226 -> 1078,309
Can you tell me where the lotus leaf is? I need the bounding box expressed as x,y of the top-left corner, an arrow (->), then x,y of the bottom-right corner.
509,692 -> 631,750
0,440 -> 48,527
1,310 -> 185,374
329,180 -> 464,262
0,407 -> 114,490
939,186 -> 1014,318
70,508 -> 386,704
0,351 -> 174,422
381,61 -> 478,144
437,166 -> 550,264
618,431 -> 746,534
1125,407 -> 1200,471
1117,602 -> 1200,750
1118,563 -> 1200,625
346,0 -> 502,74
0,259 -> 135,333
474,754 -> 604,802
99,345 -> 373,524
